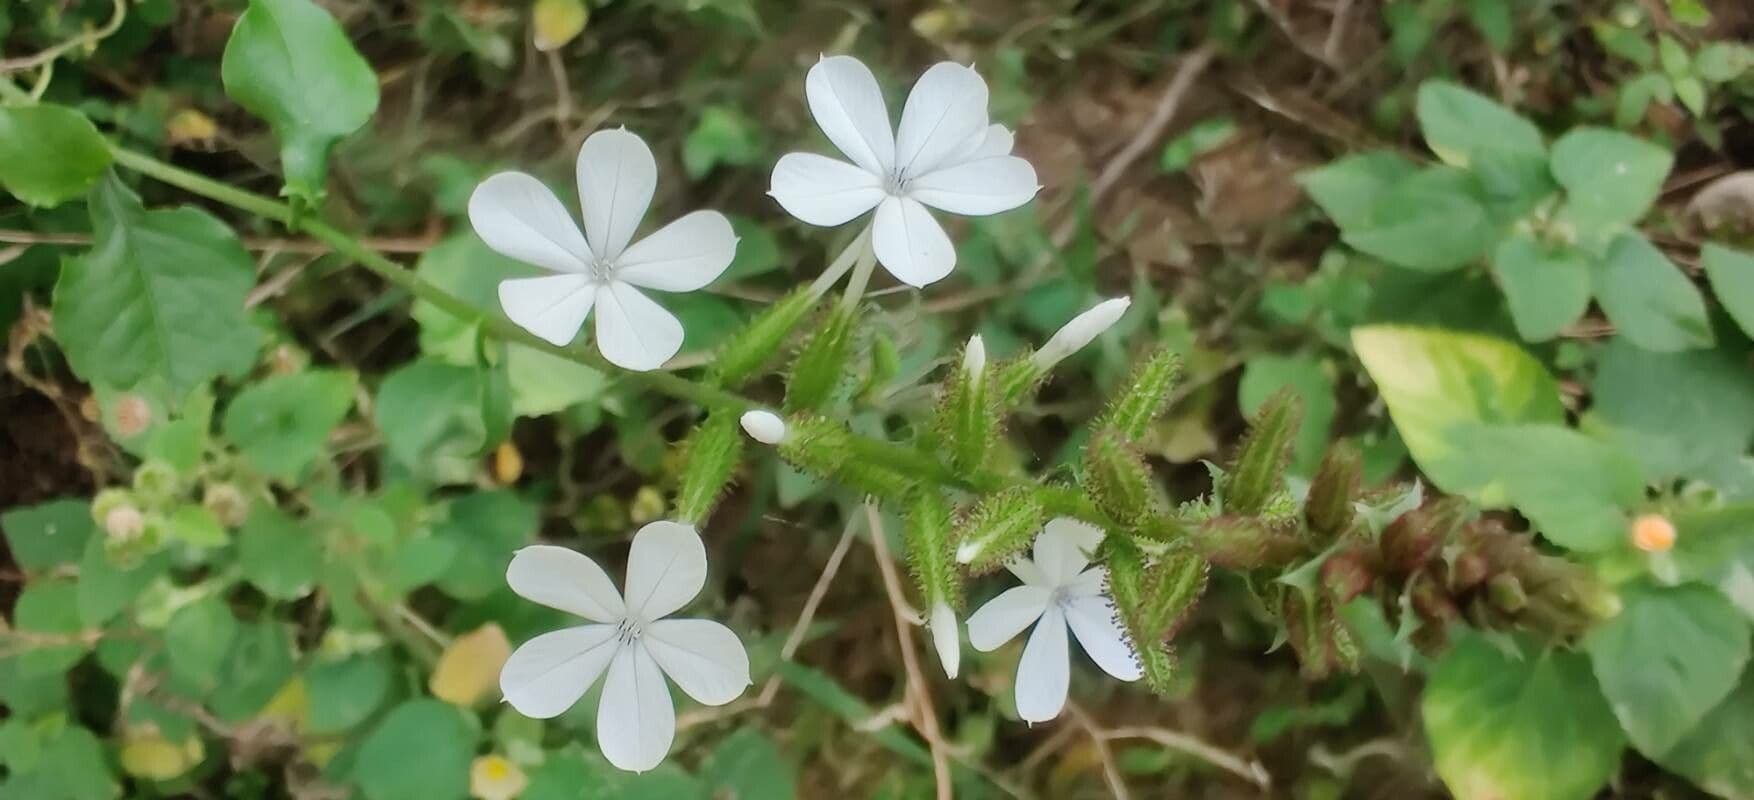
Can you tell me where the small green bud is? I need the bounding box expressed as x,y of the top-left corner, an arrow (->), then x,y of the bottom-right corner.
785,304 -> 861,413
903,489 -> 961,611
105,511 -> 165,568
1304,441 -> 1362,541
1140,552 -> 1209,639
92,488 -> 138,525
954,486 -> 1045,572
777,415 -> 913,501
131,460 -> 183,504
932,336 -> 999,473
1135,640 -> 1181,697
674,413 -> 744,525
710,286 -> 819,389
1095,347 -> 1181,443
1381,497 -> 1470,574
858,332 -> 902,402
993,355 -> 1045,408
1191,515 -> 1305,570
1082,434 -> 1157,525
1224,388 -> 1301,516
202,483 -> 250,528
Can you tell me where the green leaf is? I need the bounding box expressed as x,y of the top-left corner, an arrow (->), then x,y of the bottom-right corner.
207,621 -> 295,722
1237,354 -> 1335,474
1415,81 -> 1545,168
683,105 -> 764,179
1702,243 -> 1754,340
1595,233 -> 1713,352
1351,325 -> 1563,502
1489,233 -> 1591,342
1657,665 -> 1754,799
12,580 -> 89,677
1299,152 -> 1418,230
1584,582 -> 1750,756
1423,634 -> 1624,800
237,506 -> 321,600
1551,129 -> 1673,250
53,177 -> 261,402
0,723 -> 119,800
375,358 -> 508,484
220,0 -> 380,202
305,654 -> 392,735
1342,167 -> 1494,271
0,104 -> 114,207
1695,42 -> 1753,83
352,700 -> 474,800
1590,338 -> 1754,482
223,369 -> 356,481
75,537 -> 166,627
432,490 -> 536,600
164,597 -> 239,693
1158,117 -> 1237,173
1,499 -> 96,572
701,729 -> 796,800
1441,423 -> 1641,551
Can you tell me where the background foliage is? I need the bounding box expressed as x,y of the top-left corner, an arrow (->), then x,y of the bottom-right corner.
3,0 -> 1754,798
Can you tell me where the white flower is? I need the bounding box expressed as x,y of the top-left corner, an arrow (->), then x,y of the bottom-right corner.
738,409 -> 787,445
965,518 -> 1142,722
1031,297 -> 1131,370
499,521 -> 751,772
770,56 -> 1039,288
469,129 -> 737,372
929,600 -> 961,679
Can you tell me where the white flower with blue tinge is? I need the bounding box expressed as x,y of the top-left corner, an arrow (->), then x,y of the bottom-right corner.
965,518 -> 1141,722
469,129 -> 737,371
770,55 -> 1040,288
499,521 -> 750,772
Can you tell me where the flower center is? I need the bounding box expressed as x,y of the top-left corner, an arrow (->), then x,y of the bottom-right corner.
614,618 -> 645,644
587,258 -> 616,281
882,169 -> 911,197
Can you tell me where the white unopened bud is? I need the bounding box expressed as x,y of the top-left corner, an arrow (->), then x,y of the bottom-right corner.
962,335 -> 986,379
104,505 -> 145,541
739,410 -> 787,445
929,600 -> 961,679
1031,297 -> 1131,370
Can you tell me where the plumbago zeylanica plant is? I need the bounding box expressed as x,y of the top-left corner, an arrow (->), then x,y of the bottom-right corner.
2,1 -> 1754,799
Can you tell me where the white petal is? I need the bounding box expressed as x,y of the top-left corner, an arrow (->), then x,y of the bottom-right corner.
769,152 -> 885,227
738,410 -> 787,445
1063,566 -> 1108,599
505,545 -> 625,622
804,55 -> 895,175
499,624 -> 619,719
593,282 -> 683,372
468,172 -> 592,273
498,274 -> 597,347
966,585 -> 1050,651
1034,518 -> 1107,587
622,520 -> 707,622
871,196 -> 955,288
596,643 -> 675,772
1004,557 -> 1050,588
1063,595 -> 1142,681
909,156 -> 1039,216
930,601 -> 961,679
575,129 -> 657,261
643,618 -> 751,706
895,62 -> 990,178
1032,297 -> 1132,369
1014,605 -> 1070,723
970,124 -> 1015,158
615,211 -> 737,292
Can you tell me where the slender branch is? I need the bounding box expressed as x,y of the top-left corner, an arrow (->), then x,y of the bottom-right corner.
1067,702 -> 1132,800
864,503 -> 953,800
1101,725 -> 1272,790
0,0 -> 127,75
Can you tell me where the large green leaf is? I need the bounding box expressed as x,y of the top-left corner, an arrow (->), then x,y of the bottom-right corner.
1489,232 -> 1591,342
1550,128 -> 1672,251
305,654 -> 391,735
222,369 -> 357,481
351,700 -> 474,800
1584,582 -> 1750,756
1,499 -> 96,572
1595,233 -> 1713,352
1702,243 -> 1754,340
163,597 -> 239,694
0,104 -> 113,208
1442,423 -> 1641,551
53,178 -> 261,401
374,358 -> 510,484
1657,665 -> 1754,799
237,506 -> 321,600
1298,152 -> 1418,230
1589,338 -> 1754,482
220,0 -> 379,202
1423,634 -> 1624,800
701,729 -> 796,800
1341,167 -> 1494,272
1415,81 -> 1545,167
1351,325 -> 1562,501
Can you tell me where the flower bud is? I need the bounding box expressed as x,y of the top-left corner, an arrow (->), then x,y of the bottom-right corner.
104,505 -> 146,542
711,286 -> 818,389
629,486 -> 665,525
1094,347 -> 1181,443
929,601 -> 960,679
954,486 -> 1045,571
532,0 -> 588,52
92,488 -> 137,525
1629,513 -> 1675,553
132,460 -> 182,503
739,410 -> 787,445
492,441 -> 524,485
471,754 -> 529,800
1320,547 -> 1374,604
962,335 -> 986,379
202,483 -> 249,528
785,305 -> 861,413
113,393 -> 153,438
1031,297 -> 1131,370
1224,389 -> 1301,516
676,413 -> 744,524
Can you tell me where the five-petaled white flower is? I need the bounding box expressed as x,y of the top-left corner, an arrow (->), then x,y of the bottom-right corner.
469,129 -> 737,371
965,518 -> 1141,722
499,521 -> 751,772
770,55 -> 1039,288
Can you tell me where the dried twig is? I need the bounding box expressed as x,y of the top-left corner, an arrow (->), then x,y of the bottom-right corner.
1102,724 -> 1272,790
864,502 -> 953,800
1068,702 -> 1133,800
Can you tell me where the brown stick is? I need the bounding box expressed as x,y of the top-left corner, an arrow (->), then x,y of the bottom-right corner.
864,502 -> 953,800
